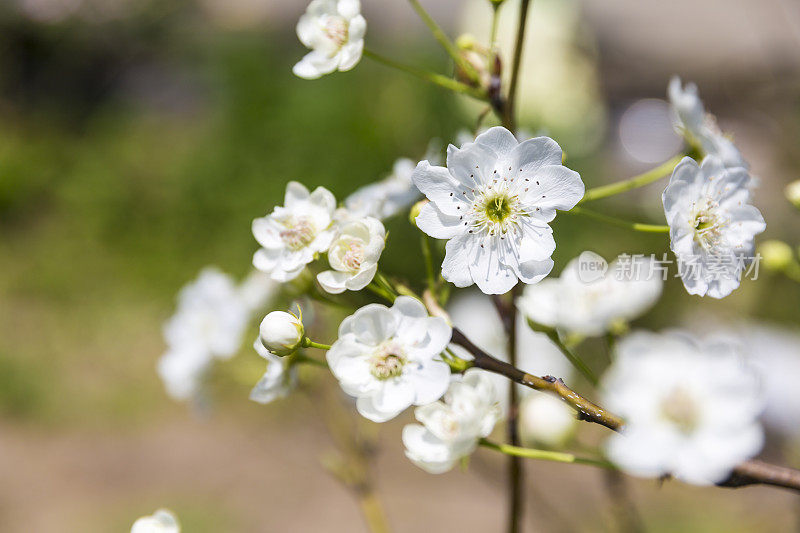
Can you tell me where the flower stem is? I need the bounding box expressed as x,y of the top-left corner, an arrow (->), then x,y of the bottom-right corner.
363,49 -> 487,101
544,330 -> 599,386
302,339 -> 332,351
579,155 -> 683,204
480,439 -> 615,469
568,207 -> 670,233
405,0 -> 480,84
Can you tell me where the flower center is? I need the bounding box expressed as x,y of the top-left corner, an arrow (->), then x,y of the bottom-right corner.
691,199 -> 725,250
471,190 -> 526,236
369,342 -> 406,380
342,241 -> 365,272
279,217 -> 316,251
322,15 -> 349,50
660,386 -> 700,434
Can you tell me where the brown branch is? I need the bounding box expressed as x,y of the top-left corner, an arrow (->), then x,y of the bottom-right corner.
452,328 -> 623,431
492,291 -> 524,533
450,327 -> 800,494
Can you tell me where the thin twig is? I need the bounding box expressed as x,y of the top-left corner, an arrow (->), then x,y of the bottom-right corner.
450,326 -> 800,493
579,155 -> 683,204
504,0 -> 533,130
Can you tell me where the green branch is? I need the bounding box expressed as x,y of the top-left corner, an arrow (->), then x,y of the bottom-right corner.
363,49 -> 487,101
480,439 -> 614,469
579,155 -> 683,204
568,207 -> 670,234
406,0 -> 481,83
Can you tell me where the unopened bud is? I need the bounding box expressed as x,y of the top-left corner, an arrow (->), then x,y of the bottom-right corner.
454,34 -> 492,89
259,311 -> 304,356
409,199 -> 429,226
786,180 -> 800,209
759,240 -> 794,272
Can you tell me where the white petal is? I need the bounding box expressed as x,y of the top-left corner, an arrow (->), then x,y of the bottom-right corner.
357,393 -> 403,422
317,270 -> 350,294
293,51 -> 339,80
415,202 -> 464,239
338,303 -> 398,345
441,234 -> 476,287
309,185 -> 337,213
504,136 -> 563,176
474,126 -> 520,157
338,40 -> 363,72
412,160 -> 465,215
514,258 -> 554,285
405,359 -> 451,405
337,0 -> 360,18
469,241 -> 519,295
285,181 -> 310,206
447,142 -> 496,187
527,165 -> 584,216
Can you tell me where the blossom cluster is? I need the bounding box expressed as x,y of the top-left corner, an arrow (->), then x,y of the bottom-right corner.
149,0 -> 794,515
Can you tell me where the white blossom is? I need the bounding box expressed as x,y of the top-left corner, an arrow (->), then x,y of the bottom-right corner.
668,76 -> 747,169
163,268 -> 250,360
413,126 -> 584,294
344,159 -> 420,220
259,311 -> 305,356
157,346 -> 212,402
252,181 -> 337,282
293,0 -> 366,80
158,268 -> 251,401
518,393 -> 577,448
250,337 -> 297,404
402,369 -> 501,474
447,291 -> 572,414
663,156 -> 765,298
327,296 -> 452,422
723,324 -> 800,439
601,330 -> 763,485
516,251 -> 663,337
237,270 -> 279,312
317,217 -> 385,293
131,509 -> 180,533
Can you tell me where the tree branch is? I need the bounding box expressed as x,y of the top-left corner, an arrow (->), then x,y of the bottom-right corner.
450,327 -> 800,494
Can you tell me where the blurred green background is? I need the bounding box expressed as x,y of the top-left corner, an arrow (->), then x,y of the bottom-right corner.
1,0 -> 799,531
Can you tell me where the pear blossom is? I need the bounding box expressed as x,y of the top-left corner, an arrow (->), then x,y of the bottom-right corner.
158,268 -> 251,401
293,0 -> 366,80
663,156 -> 765,298
157,346 -> 212,401
516,251 -> 663,337
447,291 -> 572,414
344,159 -> 420,220
413,126 -> 584,294
402,369 -> 501,474
668,77 -> 746,169
163,268 -> 250,360
327,296 -> 452,422
131,509 -> 180,533
518,393 -> 577,448
601,330 -> 763,485
250,337 -> 297,404
317,217 -> 385,294
252,181 -> 336,282
722,324 -> 800,439
259,311 -> 305,356
237,270 -> 279,312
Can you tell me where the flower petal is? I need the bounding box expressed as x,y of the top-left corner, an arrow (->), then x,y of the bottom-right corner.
415,202 -> 464,239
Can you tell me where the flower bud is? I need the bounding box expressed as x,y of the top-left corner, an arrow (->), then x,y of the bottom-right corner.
259,311 -> 304,356
409,199 -> 429,226
759,240 -> 794,272
786,180 -> 800,209
454,34 -> 492,89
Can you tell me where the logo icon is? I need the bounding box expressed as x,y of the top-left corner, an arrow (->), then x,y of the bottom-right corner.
576,251 -> 608,283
